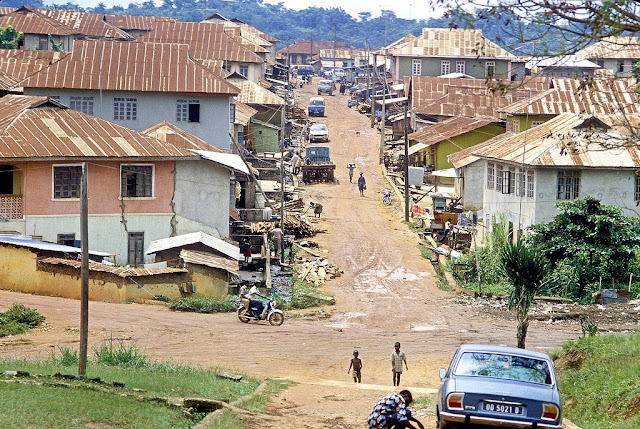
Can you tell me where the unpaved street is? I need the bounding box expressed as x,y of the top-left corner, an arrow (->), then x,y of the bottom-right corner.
0,79 -> 582,428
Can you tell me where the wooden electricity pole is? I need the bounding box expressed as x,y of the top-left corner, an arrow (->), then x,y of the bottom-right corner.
78,161 -> 89,377
404,102 -> 410,222
370,53 -> 376,129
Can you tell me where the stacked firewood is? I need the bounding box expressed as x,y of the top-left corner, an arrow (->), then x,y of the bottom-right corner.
274,198 -> 305,212
250,214 -> 318,238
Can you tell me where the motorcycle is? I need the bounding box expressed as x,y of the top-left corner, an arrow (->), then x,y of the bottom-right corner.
383,190 -> 392,205
237,298 -> 284,326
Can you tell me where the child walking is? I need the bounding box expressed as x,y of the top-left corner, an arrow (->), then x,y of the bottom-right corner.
348,350 -> 362,383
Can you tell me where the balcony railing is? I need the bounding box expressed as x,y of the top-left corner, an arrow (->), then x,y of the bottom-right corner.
0,194 -> 23,220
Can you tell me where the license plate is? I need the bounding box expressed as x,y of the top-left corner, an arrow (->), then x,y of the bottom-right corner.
482,401 -> 524,415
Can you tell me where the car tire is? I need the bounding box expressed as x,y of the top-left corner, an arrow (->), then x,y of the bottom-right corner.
436,406 -> 454,429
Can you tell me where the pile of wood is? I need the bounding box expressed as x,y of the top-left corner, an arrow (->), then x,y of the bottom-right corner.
298,257 -> 343,286
288,106 -> 308,121
274,198 -> 305,212
250,214 -> 318,238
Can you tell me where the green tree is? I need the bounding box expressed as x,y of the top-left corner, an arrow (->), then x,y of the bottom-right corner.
527,197 -> 640,300
501,240 -> 548,349
0,26 -> 23,50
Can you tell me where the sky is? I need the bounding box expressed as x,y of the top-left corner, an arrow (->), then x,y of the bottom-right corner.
49,0 -> 446,21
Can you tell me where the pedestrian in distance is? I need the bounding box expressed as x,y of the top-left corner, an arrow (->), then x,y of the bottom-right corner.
368,390 -> 424,429
270,223 -> 283,257
348,350 -> 362,383
391,342 -> 408,386
347,163 -> 356,183
439,218 -> 453,245
358,172 -> 366,197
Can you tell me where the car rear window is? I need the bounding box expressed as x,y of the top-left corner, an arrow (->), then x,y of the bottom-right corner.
454,352 -> 553,385
310,100 -> 323,106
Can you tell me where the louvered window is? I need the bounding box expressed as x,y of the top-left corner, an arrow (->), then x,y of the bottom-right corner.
412,59 -> 421,76
177,99 -> 200,122
113,97 -> 137,121
487,163 -> 494,190
557,170 -> 580,200
70,96 -> 94,115
527,170 -> 535,198
456,61 -> 466,74
121,165 -> 153,198
53,165 -> 82,199
441,60 -> 450,75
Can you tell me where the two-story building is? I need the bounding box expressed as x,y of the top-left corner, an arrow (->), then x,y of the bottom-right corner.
387,28 -> 515,84
20,40 -> 240,151
0,95 -> 245,265
576,36 -> 640,77
278,40 -> 346,65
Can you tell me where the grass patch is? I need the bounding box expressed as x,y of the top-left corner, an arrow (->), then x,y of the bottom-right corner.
418,244 -> 433,260
236,379 -> 293,413
412,394 -> 437,417
279,277 -> 335,310
402,220 -> 417,233
204,409 -> 245,429
0,303 -> 45,337
555,331 -> 640,428
170,296 -> 237,313
0,349 -> 262,428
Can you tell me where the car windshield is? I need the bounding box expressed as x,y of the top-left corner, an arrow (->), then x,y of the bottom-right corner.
310,100 -> 323,106
454,352 -> 552,385
311,125 -> 327,131
319,80 -> 332,86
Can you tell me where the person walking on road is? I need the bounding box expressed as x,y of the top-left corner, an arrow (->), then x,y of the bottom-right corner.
270,223 -> 283,257
368,390 -> 424,429
358,172 -> 366,197
391,342 -> 408,386
348,350 -> 362,383
347,163 -> 356,183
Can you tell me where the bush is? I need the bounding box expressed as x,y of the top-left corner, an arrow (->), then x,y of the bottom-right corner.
93,340 -> 149,367
1,303 -> 45,327
169,296 -> 237,313
49,346 -> 79,366
0,319 -> 29,337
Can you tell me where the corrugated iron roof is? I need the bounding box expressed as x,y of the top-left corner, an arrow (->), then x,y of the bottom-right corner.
318,48 -> 353,59
146,231 -> 241,260
0,234 -> 111,257
180,249 -> 238,274
39,257 -> 188,277
141,121 -> 222,152
137,21 -> 264,64
222,24 -> 270,53
0,7 -> 17,15
392,28 -> 513,59
235,100 -> 257,125
0,49 -> 69,81
0,95 -> 205,159
408,117 -> 502,154
19,40 -> 239,96
105,13 -> 177,31
577,37 -> 640,59
226,76 -> 284,105
449,132 -> 514,168
500,78 -> 640,116
410,76 -> 552,113
39,9 -> 132,39
278,40 -> 346,55
472,113 -> 640,167
0,6 -> 78,36
0,69 -> 18,90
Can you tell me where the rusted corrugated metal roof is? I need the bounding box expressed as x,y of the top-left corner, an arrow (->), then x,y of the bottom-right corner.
233,21 -> 278,44
278,40 -> 345,55
472,113 -> 640,167
0,7 -> 17,16
39,257 -> 188,277
105,14 -> 177,31
500,78 -> 640,116
227,76 -> 284,105
577,37 -> 640,59
318,48 -> 353,60
0,49 -> 69,80
392,28 -> 513,59
0,6 -> 78,36
408,117 -> 502,154
19,40 -> 239,96
142,121 -> 222,152
235,101 -> 257,125
0,69 -> 18,90
180,249 -> 238,274
449,132 -> 514,168
0,95 -> 206,159
39,9 -> 132,39
222,25 -> 270,53
0,48 -> 69,62
410,76 -> 552,112
137,21 -> 264,64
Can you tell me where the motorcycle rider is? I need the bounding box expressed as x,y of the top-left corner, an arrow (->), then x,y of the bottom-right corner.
240,283 -> 268,319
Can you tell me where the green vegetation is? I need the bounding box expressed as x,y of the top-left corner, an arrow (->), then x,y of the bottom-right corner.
0,303 -> 45,337
0,341 -> 263,428
236,379 -> 293,412
0,26 -> 23,50
554,331 -> 640,429
278,276 -> 335,310
169,296 -> 237,313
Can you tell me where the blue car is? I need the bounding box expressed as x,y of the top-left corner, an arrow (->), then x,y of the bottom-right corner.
437,344 -> 562,429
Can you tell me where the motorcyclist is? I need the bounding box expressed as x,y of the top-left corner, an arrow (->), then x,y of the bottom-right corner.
240,284 -> 268,319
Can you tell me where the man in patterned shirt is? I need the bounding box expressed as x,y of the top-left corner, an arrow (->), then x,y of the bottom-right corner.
367,390 -> 424,429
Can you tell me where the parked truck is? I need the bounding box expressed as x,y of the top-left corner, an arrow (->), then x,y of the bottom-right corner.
302,146 -> 335,183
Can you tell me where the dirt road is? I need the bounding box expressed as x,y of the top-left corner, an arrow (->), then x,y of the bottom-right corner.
0,79 -> 581,428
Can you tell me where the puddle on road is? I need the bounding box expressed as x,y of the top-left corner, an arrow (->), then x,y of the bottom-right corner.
325,312 -> 366,329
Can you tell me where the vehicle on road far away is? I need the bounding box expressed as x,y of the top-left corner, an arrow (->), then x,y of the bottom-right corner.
317,79 -> 334,95
308,97 -> 325,117
309,124 -> 329,142
437,344 -> 562,429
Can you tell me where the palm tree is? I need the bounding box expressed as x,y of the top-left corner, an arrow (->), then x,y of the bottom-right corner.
500,240 -> 548,348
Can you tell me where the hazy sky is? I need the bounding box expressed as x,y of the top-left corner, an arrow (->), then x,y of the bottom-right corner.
51,0 -> 445,21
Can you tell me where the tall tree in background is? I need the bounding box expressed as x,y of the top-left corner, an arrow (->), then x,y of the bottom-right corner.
0,26 -> 23,50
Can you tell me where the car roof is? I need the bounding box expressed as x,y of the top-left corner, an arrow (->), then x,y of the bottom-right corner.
310,97 -> 324,101
310,124 -> 327,128
456,344 -> 552,361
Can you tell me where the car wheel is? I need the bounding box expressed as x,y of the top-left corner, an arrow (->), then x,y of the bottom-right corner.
436,406 -> 454,429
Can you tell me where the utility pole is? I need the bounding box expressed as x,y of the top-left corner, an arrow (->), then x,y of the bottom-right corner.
280,39 -> 289,263
78,161 -> 89,377
404,102 -> 410,222
310,31 -> 313,65
370,53 -> 376,129
379,54 -> 386,164
333,23 -> 337,76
